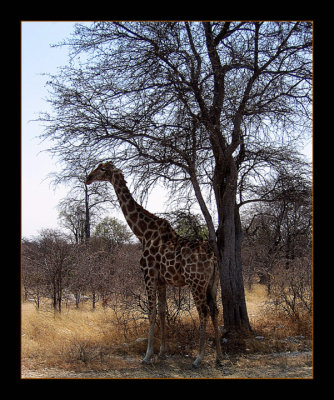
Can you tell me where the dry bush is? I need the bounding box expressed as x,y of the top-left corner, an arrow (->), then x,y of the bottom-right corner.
267,257 -> 312,323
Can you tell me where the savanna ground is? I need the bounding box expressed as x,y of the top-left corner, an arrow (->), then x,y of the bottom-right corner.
21,284 -> 312,379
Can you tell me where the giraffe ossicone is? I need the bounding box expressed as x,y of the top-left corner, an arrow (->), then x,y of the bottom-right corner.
86,161 -> 223,367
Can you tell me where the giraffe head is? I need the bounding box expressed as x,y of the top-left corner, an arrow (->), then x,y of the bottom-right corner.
85,161 -> 121,185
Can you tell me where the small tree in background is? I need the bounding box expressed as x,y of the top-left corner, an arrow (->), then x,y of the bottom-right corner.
22,229 -> 74,313
94,216 -> 133,246
162,210 -> 209,240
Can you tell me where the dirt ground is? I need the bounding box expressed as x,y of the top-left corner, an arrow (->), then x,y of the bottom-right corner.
21,350 -> 312,379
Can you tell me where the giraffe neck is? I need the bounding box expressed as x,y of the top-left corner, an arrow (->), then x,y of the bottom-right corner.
109,172 -> 176,244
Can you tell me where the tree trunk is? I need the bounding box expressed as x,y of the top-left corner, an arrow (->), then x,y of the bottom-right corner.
214,161 -> 251,334
92,290 -> 96,309
75,292 -> 80,308
216,214 -> 251,332
52,277 -> 57,311
84,184 -> 91,241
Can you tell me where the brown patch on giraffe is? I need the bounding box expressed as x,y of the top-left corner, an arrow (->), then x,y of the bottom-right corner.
127,201 -> 135,212
148,221 -> 157,230
132,225 -> 142,237
164,272 -> 173,281
167,265 -> 176,275
129,213 -> 138,224
181,247 -> 191,258
175,262 -> 181,272
199,253 -> 207,262
147,256 -> 155,268
150,246 -> 158,255
197,262 -> 204,272
138,220 -> 147,232
191,253 -> 199,262
144,231 -> 153,241
152,236 -> 160,247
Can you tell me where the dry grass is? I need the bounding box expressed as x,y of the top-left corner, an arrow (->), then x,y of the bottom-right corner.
21,301 -> 148,371
21,284 -> 312,375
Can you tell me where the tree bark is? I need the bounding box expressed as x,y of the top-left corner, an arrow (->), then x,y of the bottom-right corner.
84,184 -> 91,241
214,159 -> 251,333
191,155 -> 251,333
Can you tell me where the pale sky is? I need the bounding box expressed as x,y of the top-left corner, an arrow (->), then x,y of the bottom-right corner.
22,22 -> 75,239
21,21 -> 170,239
21,21 -> 312,240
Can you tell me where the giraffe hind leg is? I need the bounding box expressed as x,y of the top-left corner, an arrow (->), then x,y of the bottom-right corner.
141,280 -> 157,364
191,286 -> 209,368
207,287 -> 223,364
192,305 -> 208,368
158,283 -> 167,359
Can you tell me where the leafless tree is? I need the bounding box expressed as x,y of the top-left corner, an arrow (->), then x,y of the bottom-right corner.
22,239 -> 46,308
46,152 -> 117,240
58,200 -> 87,244
22,229 -> 74,312
242,170 -> 312,291
38,21 -> 312,332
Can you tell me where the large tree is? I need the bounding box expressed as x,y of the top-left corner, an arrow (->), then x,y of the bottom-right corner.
39,21 -> 312,332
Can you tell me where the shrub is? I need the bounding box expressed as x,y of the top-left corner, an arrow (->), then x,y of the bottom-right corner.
267,257 -> 312,321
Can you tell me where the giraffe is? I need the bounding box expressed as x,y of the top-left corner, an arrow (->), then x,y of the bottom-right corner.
86,161 -> 223,367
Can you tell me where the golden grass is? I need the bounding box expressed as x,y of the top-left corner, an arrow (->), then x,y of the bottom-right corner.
245,284 -> 268,316
21,302 -> 131,370
21,284 -> 312,372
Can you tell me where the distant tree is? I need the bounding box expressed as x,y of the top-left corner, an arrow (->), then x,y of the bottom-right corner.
94,216 -> 133,246
58,200 -> 87,244
22,239 -> 46,308
242,170 -> 312,292
47,154 -> 117,241
22,229 -> 73,312
73,238 -> 115,308
163,210 -> 209,240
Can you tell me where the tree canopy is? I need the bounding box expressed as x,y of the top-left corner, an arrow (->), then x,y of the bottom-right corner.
38,21 -> 312,332
40,21 -> 311,215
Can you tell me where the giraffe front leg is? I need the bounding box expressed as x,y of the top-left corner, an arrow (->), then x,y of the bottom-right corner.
158,283 -> 167,359
192,307 -> 208,368
141,281 -> 157,364
192,289 -> 209,368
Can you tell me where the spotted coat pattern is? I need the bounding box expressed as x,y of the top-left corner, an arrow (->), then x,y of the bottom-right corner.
86,162 -> 223,367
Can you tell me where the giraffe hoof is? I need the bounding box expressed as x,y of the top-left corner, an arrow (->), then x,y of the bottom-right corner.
141,358 -> 152,365
215,358 -> 224,367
